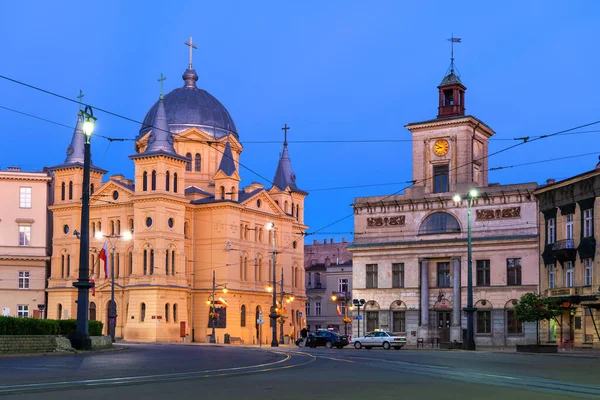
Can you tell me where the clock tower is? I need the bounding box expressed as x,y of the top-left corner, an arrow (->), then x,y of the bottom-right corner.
404,68 -> 495,197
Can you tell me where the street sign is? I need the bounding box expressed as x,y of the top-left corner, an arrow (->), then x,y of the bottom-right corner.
298,312 -> 302,317
257,319 -> 264,324
357,315 -> 363,320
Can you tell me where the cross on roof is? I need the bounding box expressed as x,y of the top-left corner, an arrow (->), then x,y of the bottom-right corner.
158,73 -> 166,99
184,36 -> 198,68
77,90 -> 84,109
281,124 -> 290,145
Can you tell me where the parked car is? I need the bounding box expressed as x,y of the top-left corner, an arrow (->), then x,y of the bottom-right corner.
306,331 -> 349,349
351,331 -> 406,350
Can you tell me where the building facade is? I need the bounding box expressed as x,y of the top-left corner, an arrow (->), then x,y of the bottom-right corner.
304,238 -> 353,334
350,65 -> 539,346
0,167 -> 52,319
46,54 -> 307,343
535,169 -> 600,348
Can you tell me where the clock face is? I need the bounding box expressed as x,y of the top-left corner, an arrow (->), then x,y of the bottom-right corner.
433,139 -> 450,156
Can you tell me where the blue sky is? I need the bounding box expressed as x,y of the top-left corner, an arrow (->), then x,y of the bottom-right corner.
1,1 -> 599,242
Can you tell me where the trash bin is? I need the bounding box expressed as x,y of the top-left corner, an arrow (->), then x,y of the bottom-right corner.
206,334 -> 212,343
283,335 -> 290,344
224,333 -> 231,344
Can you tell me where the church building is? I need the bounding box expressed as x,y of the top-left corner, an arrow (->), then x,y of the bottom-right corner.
350,58 -> 539,347
46,45 -> 308,343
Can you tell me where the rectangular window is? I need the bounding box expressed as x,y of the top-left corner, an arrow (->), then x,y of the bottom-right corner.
305,302 -> 310,316
19,187 -> 32,208
507,258 -> 522,286
566,261 -> 574,287
547,218 -> 556,244
584,209 -> 593,237
17,305 -> 29,318
392,263 -> 404,288
507,310 -> 523,334
433,165 -> 449,193
437,262 -> 450,288
566,214 -> 574,240
315,302 -> 321,316
338,302 -> 346,317
548,264 -> 555,289
366,264 -> 378,289
18,271 -> 30,289
584,259 -> 593,286
392,311 -> 406,333
477,310 -> 491,334
338,278 -> 349,293
19,226 -> 31,246
476,260 -> 490,286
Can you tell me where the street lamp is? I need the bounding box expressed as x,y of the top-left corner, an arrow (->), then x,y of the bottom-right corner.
352,298 -> 366,337
453,189 -> 478,351
72,106 -> 96,350
264,267 -> 294,344
266,222 -> 279,347
95,231 -> 132,342
332,289 -> 351,335
209,270 -> 228,343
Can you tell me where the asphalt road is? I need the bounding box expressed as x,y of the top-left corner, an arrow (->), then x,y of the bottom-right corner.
1,344 -> 599,399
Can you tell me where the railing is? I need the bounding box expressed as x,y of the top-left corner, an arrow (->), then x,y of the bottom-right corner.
547,287 -> 581,297
552,239 -> 575,251
306,283 -> 325,290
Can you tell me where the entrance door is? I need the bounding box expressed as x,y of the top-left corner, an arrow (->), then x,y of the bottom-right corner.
437,311 -> 451,342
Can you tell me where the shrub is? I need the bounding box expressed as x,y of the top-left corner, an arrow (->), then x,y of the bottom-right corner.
58,319 -> 104,336
89,321 -> 104,336
0,316 -> 59,335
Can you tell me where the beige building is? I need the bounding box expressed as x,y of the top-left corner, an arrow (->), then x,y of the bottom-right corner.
0,167 -> 52,319
304,238 -> 353,334
535,167 -> 600,349
350,65 -> 539,346
46,57 -> 307,343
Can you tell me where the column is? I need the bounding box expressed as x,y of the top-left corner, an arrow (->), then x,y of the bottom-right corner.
420,258 -> 429,325
451,257 -> 462,342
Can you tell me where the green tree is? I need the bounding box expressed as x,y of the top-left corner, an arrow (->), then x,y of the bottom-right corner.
514,292 -> 562,345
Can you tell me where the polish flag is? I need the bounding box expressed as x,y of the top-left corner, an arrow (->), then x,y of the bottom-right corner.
98,240 -> 109,278
336,305 -> 342,315
90,274 -> 95,296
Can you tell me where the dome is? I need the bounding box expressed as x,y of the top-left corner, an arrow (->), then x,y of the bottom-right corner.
138,68 -> 238,141
440,71 -> 463,86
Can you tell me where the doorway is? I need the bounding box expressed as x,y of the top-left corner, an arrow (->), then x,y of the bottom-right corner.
437,311 -> 451,342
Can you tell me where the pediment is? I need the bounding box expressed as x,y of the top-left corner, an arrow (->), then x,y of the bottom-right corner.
214,169 -> 241,181
90,180 -> 134,206
241,191 -> 283,215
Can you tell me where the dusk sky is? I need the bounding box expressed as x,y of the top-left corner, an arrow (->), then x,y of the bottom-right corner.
1,1 -> 599,242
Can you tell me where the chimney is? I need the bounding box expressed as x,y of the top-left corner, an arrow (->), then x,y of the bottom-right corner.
546,178 -> 556,185
342,237 -> 346,243
323,239 -> 327,245
7,166 -> 21,171
313,240 -> 318,245
330,238 -> 334,244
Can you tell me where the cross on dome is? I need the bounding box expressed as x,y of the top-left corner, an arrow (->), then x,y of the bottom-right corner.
184,36 -> 198,68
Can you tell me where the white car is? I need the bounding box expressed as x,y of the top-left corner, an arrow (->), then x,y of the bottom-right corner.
351,331 -> 406,350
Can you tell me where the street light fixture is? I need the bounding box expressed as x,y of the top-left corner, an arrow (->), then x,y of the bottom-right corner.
95,231 -> 132,342
209,270 -> 228,343
72,106 -> 96,350
266,221 -> 279,347
352,298 -> 366,337
454,189 -> 478,351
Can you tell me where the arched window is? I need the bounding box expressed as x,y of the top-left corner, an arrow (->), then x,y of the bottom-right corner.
173,304 -> 178,322
296,205 -> 299,220
61,255 -> 65,278
67,255 -> 71,277
165,303 -> 170,322
143,249 -> 148,275
143,171 -> 148,191
150,249 -> 155,274
90,183 -> 94,194
184,222 -> 188,238
165,250 -> 170,275
111,220 -> 115,236
220,186 -> 225,200
61,182 -> 66,201
185,153 -> 192,171
141,303 -> 146,322
284,200 -> 289,213
91,222 -> 96,237
418,212 -> 461,235
115,252 -> 120,278
171,250 -> 175,276
151,170 -> 157,191
173,173 -> 178,193
89,302 -> 96,320
166,171 -> 171,191
291,202 -> 295,217
129,219 -> 134,234
68,181 -> 73,200
117,220 -> 121,235
240,305 -> 247,327
128,252 -> 133,276
58,304 -> 63,320
98,221 -> 101,234
195,153 -> 201,172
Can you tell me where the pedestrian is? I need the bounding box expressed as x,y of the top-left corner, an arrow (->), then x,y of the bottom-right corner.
300,326 -> 308,348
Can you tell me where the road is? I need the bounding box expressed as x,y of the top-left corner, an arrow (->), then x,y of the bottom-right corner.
1,344 -> 599,399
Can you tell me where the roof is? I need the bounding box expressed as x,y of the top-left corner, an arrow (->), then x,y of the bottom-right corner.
439,71 -> 463,86
110,179 -> 134,192
405,114 -> 495,135
217,141 -> 237,176
138,67 -> 237,140
272,142 -> 306,194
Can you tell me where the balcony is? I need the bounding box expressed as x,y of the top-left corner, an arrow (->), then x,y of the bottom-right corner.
306,283 -> 325,291
547,287 -> 581,297
551,239 -> 577,262
546,286 -> 599,305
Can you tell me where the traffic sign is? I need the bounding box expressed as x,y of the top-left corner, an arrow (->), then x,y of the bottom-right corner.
257,319 -> 264,324
357,315 -> 363,320
298,312 -> 302,317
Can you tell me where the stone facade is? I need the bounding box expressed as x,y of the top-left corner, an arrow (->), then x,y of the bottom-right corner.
350,70 -> 538,346
535,170 -> 600,349
304,238 -> 353,334
0,168 -> 52,320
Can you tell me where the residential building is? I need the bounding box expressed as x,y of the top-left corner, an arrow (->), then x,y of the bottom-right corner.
46,51 -> 307,343
304,238 -> 353,334
535,168 -> 600,348
350,62 -> 539,346
0,167 -> 52,319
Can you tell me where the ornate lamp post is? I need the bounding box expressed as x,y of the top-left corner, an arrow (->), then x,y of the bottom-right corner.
95,231 -> 132,342
208,270 -> 228,343
453,189 -> 478,351
332,289 -> 350,335
266,222 -> 279,347
71,106 -> 96,350
352,298 -> 366,338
